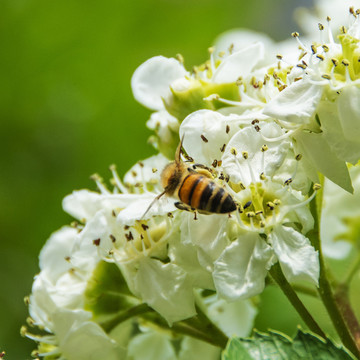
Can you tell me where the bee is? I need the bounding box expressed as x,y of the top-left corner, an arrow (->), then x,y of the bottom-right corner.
144,137 -> 236,217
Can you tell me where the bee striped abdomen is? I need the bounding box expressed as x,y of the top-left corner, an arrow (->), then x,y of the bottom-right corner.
178,174 -> 236,213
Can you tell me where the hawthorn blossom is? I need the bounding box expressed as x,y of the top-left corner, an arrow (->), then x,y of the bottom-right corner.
177,113 -> 320,300
24,3 -> 360,358
24,227 -> 125,360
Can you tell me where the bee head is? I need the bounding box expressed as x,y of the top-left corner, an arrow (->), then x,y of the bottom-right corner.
160,161 -> 186,195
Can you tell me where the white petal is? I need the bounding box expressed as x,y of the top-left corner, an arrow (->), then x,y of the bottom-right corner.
213,233 -> 275,300
214,29 -> 274,61
146,110 -> 179,143
263,81 -> 323,124
131,56 -> 187,110
212,43 -> 265,83
178,336 -> 220,360
29,275 -> 58,328
62,190 -> 104,220
319,100 -> 360,164
39,226 -> 77,280
222,123 -> 290,186
70,211 -> 108,271
180,110 -> 239,165
53,309 -> 123,360
180,212 -> 230,271
337,85 -> 360,142
128,332 -> 175,360
295,130 -> 353,193
270,225 -> 319,285
132,257 -> 196,325
320,166 -> 360,259
206,297 -> 257,337
116,193 -> 176,225
168,224 -> 214,289
63,191 -> 150,221
123,153 -> 169,187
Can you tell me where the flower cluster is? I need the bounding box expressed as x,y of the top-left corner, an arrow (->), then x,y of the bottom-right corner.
24,3 -> 360,360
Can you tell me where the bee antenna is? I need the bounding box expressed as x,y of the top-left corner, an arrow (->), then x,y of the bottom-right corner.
141,190 -> 167,219
175,134 -> 185,164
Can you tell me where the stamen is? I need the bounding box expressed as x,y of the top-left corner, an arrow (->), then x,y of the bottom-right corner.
291,31 -> 308,52
260,129 -> 295,142
109,165 -> 131,193
90,174 -> 110,194
213,94 -> 262,107
267,201 -> 275,210
244,200 -> 252,209
176,53 -> 184,64
228,43 -> 234,54
260,145 -> 268,177
249,215 -> 255,231
282,184 -> 320,212
203,94 -> 220,101
208,47 -> 216,75
327,16 -> 334,44
201,134 -> 209,143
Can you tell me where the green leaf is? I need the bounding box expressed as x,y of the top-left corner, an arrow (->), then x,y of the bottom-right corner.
222,329 -> 355,360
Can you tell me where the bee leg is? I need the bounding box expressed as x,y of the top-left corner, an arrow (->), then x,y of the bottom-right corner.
190,164 -> 214,179
174,202 -> 194,212
193,211 -> 198,220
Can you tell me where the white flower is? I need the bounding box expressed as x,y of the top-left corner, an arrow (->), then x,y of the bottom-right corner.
27,227 -> 125,360
179,109 -> 268,167
127,326 -> 220,360
262,16 -> 360,181
321,164 -> 360,259
295,0 -> 359,38
62,157 -> 202,325
29,306 -> 123,360
131,42 -> 269,123
177,119 -> 320,300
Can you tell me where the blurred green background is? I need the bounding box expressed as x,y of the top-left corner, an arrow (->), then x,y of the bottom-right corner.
0,0 -> 319,358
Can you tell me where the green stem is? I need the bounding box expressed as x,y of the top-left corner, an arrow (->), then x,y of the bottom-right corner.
269,262 -> 326,338
334,283 -> 360,352
309,191 -> 360,358
342,254 -> 360,287
187,304 -> 229,348
150,316 -> 228,349
100,303 -> 153,332
101,302 -> 228,349
290,284 -> 319,298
